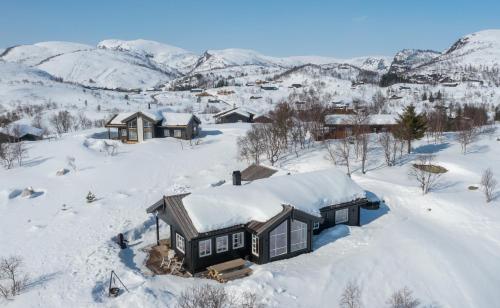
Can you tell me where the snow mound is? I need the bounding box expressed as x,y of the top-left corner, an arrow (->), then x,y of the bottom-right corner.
84,138 -> 121,153
183,168 -> 366,233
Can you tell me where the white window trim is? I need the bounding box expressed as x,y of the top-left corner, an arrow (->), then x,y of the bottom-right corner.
199,239 -> 212,258
164,129 -> 170,137
251,234 -> 259,256
232,232 -> 244,249
269,220 -> 288,258
174,129 -> 182,138
216,235 -> 228,253
313,222 -> 320,230
176,233 -> 185,254
335,208 -> 349,224
290,219 -> 307,253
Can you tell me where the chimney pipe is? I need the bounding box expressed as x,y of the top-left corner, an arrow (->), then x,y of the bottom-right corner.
232,171 -> 241,186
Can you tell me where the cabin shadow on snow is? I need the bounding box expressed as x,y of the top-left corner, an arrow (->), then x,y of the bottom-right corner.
198,129 -> 222,137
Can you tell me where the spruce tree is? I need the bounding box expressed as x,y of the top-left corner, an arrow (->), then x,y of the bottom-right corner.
436,90 -> 442,100
422,92 -> 427,101
429,93 -> 435,102
395,105 -> 427,154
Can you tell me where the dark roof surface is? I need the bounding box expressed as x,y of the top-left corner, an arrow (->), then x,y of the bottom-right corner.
241,164 -> 278,182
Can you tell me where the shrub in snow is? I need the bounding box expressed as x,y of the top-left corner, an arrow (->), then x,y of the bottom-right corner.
56,168 -> 69,176
177,284 -> 261,308
481,168 -> 497,203
66,156 -> 76,172
386,287 -> 420,308
409,154 -> 444,194
0,256 -> 30,299
21,187 -> 34,198
86,191 -> 96,203
339,280 -> 362,308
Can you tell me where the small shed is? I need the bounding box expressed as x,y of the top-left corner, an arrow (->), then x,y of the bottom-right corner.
214,107 -> 255,124
0,121 -> 43,143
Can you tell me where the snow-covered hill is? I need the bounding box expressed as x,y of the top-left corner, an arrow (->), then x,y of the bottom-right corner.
0,41 -> 92,66
390,30 -> 500,85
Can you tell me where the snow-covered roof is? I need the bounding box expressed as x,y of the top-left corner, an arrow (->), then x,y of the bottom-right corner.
161,112 -> 195,126
107,111 -> 191,126
325,114 -> 398,125
215,107 -> 255,118
0,120 -> 43,138
182,168 -> 366,233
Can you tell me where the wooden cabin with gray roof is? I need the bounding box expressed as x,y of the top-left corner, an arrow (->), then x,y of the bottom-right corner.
146,168 -> 369,274
105,111 -> 201,142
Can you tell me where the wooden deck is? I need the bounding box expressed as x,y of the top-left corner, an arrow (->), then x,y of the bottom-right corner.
145,239 -> 191,277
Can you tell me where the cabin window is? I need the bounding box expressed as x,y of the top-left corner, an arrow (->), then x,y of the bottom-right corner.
176,233 -> 185,254
290,220 -> 307,252
269,220 -> 287,258
164,129 -> 170,137
174,130 -> 182,138
128,119 -> 137,128
216,235 -> 228,253
199,239 -> 212,257
232,232 -> 244,249
120,129 -> 127,137
313,222 -> 320,230
143,121 -> 153,139
335,208 -> 349,224
251,234 -> 259,256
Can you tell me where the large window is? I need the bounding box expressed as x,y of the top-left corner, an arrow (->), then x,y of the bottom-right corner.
128,119 -> 137,140
199,239 -> 212,257
290,220 -> 307,252
335,208 -> 349,224
164,129 -> 170,137
174,130 -> 182,138
216,235 -> 228,253
232,232 -> 244,249
176,233 -> 185,254
269,220 -> 287,258
143,120 -> 153,139
252,234 -> 259,256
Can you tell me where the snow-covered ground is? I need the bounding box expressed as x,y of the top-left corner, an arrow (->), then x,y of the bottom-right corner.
1,122 -> 500,307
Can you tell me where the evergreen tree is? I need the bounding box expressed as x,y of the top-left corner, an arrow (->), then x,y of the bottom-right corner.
422,92 -> 427,101
429,93 -> 435,102
395,105 -> 427,154
436,90 -> 442,100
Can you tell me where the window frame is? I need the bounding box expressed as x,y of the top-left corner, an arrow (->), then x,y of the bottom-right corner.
174,129 -> 182,138
164,129 -> 170,137
199,239 -> 212,258
313,222 -> 320,230
232,232 -> 244,249
176,233 -> 185,254
269,220 -> 288,258
290,219 -> 307,252
251,234 -> 259,256
335,208 -> 349,224
216,235 -> 229,253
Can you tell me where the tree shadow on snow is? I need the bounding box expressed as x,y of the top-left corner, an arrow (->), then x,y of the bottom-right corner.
413,142 -> 450,154
467,144 -> 489,154
22,156 -> 53,167
25,271 -> 61,291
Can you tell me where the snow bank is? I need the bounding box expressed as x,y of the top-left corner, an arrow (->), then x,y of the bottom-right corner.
83,138 -> 121,153
182,168 -> 366,233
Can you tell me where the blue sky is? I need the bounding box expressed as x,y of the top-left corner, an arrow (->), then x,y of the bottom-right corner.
1,0 -> 499,58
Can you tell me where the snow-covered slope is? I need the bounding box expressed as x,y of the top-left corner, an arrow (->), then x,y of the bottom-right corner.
98,39 -> 199,74
36,48 -> 175,89
388,49 -> 441,74
191,49 -> 286,72
392,30 -> 500,84
0,41 -> 92,66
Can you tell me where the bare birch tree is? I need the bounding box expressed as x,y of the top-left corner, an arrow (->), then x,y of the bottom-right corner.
339,280 -> 363,308
481,168 -> 497,203
409,154 -> 443,194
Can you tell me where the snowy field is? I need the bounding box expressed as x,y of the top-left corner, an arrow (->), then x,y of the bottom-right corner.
1,123 -> 500,307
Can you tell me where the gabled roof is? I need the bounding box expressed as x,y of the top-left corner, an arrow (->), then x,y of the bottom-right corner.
160,112 -> 200,127
241,164 -> 278,181
0,120 -> 43,138
214,107 -> 255,119
182,168 -> 366,233
324,114 -> 398,126
106,111 -> 199,127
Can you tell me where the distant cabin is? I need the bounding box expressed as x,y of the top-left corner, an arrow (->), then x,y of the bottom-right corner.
323,114 -> 398,139
105,111 -> 201,142
260,85 -> 278,91
290,83 -> 302,88
190,88 -> 204,93
0,121 -> 43,143
252,114 -> 274,124
214,107 -> 255,124
147,169 -> 368,274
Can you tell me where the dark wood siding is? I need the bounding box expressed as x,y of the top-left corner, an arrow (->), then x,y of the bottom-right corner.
217,113 -> 252,124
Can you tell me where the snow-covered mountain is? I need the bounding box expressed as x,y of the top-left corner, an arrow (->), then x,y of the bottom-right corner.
0,41 -> 92,66
388,30 -> 500,85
